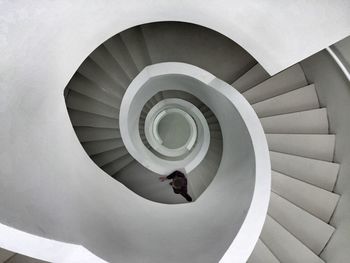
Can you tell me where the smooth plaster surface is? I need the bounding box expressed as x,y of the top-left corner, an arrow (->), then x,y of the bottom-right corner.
1,1 -> 350,78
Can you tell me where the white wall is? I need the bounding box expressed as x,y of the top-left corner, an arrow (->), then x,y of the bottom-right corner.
1,0 -> 350,77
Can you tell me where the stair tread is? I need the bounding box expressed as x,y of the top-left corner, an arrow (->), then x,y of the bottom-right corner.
0,248 -> 15,262
266,134 -> 335,162
120,27 -> 151,72
188,146 -> 222,198
89,45 -> 131,89
161,90 -> 203,108
260,108 -> 329,134
232,63 -> 270,93
74,127 -> 120,142
153,92 -> 163,102
68,109 -> 118,129
78,58 -> 123,99
91,147 -> 129,167
268,192 -> 335,255
103,36 -> 139,80
66,90 -> 119,119
271,170 -> 340,222
67,73 -> 121,108
102,154 -> 134,175
270,151 -> 339,191
243,64 -> 307,104
247,239 -> 280,263
116,161 -> 187,204
252,84 -> 319,118
82,139 -> 125,155
261,215 -> 325,263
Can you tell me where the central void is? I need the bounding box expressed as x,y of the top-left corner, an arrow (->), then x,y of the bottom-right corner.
156,109 -> 192,149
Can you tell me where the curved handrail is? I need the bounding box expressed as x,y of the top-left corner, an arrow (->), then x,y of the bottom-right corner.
326,46 -> 350,82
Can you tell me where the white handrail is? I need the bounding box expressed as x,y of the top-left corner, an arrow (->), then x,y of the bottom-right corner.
326,46 -> 350,82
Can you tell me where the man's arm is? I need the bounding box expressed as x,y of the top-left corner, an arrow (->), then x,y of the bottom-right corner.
159,176 -> 167,182
159,171 -> 178,182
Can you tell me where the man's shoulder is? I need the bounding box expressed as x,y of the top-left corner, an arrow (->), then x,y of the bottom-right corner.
174,171 -> 185,177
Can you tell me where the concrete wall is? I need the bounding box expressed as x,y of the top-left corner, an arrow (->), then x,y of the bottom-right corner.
300,44 -> 350,263
1,1 -> 350,77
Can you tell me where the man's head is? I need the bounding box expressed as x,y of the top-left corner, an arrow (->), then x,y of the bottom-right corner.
172,177 -> 185,189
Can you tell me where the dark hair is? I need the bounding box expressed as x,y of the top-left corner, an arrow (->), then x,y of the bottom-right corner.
172,177 -> 185,189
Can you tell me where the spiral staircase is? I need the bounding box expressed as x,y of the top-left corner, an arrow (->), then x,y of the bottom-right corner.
54,23 -> 340,262
1,5 -> 350,262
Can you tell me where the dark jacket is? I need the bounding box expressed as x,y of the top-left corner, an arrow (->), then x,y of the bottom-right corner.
167,171 -> 192,202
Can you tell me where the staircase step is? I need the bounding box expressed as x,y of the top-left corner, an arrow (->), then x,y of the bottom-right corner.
260,108 -> 329,134
67,74 -> 121,108
232,63 -> 270,93
188,139 -> 222,198
261,215 -> 324,263
78,58 -> 123,99
266,134 -> 335,162
116,161 -> 158,188
199,104 -> 210,113
247,239 -> 279,263
74,127 -> 120,142
210,130 -> 223,140
203,110 -> 215,119
153,92 -> 163,102
120,27 -> 152,72
116,161 -> 186,204
271,170 -> 340,222
0,248 -> 15,262
144,101 -> 154,111
90,45 -> 131,89
208,122 -> 221,131
161,90 -> 203,108
268,192 -> 335,255
103,36 -> 139,80
140,22 -> 256,83
199,105 -> 215,118
82,139 -> 125,155
148,96 -> 159,106
206,115 -> 218,124
270,151 -> 339,191
102,154 -> 135,175
252,84 -> 319,117
189,151 -> 220,197
68,109 -> 118,129
91,147 -> 129,167
243,64 -> 307,104
140,109 -> 147,118
66,90 -> 118,118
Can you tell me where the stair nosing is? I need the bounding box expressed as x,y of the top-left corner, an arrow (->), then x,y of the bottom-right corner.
259,107 -> 326,120
251,84 -> 316,107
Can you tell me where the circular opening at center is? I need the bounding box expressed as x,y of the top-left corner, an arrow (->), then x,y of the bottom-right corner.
156,111 -> 192,149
